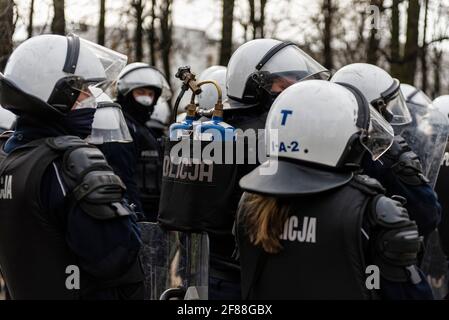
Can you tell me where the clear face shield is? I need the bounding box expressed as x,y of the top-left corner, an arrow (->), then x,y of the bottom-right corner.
410,91 -> 432,107
86,91 -> 132,145
63,35 -> 130,144
67,35 -> 128,110
370,79 -> 412,126
253,44 -> 331,96
80,37 -> 128,91
361,106 -> 395,160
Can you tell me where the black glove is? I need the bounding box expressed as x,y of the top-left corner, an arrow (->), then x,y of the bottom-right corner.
383,136 -> 429,185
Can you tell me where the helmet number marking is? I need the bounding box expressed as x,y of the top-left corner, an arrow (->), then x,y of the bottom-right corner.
280,109 -> 293,126
279,141 -> 300,152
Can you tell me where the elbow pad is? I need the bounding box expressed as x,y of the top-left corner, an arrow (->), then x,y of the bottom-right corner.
369,195 -> 423,282
391,150 -> 429,186
61,145 -> 131,219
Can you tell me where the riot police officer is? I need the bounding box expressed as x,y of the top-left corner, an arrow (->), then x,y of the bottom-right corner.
100,62 -> 172,221
236,80 -> 431,299
331,63 -> 441,238
205,39 -> 331,299
0,34 -> 143,299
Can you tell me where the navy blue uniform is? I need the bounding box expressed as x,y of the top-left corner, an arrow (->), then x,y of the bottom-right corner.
100,102 -> 162,222
3,124 -> 143,299
362,153 -> 441,237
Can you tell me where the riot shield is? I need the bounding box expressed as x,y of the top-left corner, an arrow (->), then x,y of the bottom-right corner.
400,102 -> 449,188
138,222 -> 209,300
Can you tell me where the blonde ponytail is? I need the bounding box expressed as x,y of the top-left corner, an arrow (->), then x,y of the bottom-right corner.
240,193 -> 290,254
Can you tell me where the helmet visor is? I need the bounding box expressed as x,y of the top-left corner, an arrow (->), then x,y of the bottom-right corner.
87,101 -> 132,144
371,79 -> 412,126
79,37 -> 128,93
410,91 -> 432,106
256,45 -> 330,95
361,106 -> 395,160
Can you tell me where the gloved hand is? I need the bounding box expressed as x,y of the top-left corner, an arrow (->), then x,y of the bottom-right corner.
381,136 -> 429,185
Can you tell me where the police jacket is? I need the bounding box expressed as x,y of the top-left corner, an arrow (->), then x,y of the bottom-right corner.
236,172 -> 432,300
100,108 -> 162,222
361,138 -> 441,238
0,121 -> 143,300
202,106 -> 268,280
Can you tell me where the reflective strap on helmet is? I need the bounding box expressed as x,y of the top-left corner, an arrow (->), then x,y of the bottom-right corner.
255,41 -> 296,71
335,82 -> 370,130
63,34 -> 80,74
381,78 -> 400,101
406,88 -> 420,102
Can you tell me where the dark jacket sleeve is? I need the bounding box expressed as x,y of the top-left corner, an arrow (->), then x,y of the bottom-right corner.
361,201 -> 434,300
362,155 -> 441,237
99,141 -> 144,217
379,270 -> 434,300
41,160 -> 142,279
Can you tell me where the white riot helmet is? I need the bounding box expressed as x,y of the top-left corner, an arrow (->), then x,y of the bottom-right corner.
117,62 -> 172,102
226,39 -> 330,110
197,66 -> 227,110
0,34 -> 127,117
147,98 -> 171,130
400,83 -> 432,107
331,63 -> 412,126
432,95 -> 449,119
87,90 -> 132,145
199,65 -> 226,82
0,105 -> 16,131
240,80 -> 394,195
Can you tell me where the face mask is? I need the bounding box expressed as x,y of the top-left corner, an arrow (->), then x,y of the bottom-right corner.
74,95 -> 97,110
64,108 -> 96,139
135,95 -> 154,107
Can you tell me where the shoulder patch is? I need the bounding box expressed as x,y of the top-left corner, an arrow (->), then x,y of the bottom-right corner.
46,135 -> 89,151
350,174 -> 385,195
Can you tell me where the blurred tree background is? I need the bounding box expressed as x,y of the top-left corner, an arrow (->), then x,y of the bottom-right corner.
0,0 -> 448,96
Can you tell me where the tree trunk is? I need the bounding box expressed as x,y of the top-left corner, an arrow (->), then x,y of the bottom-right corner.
259,0 -> 267,38
248,0 -> 256,39
420,0 -> 429,93
322,0 -> 334,70
248,0 -> 267,39
27,0 -> 34,38
401,0 -> 420,85
159,0 -> 173,84
0,0 -> 14,71
219,0 -> 235,66
97,0 -> 106,46
51,0 -> 65,35
390,0 -> 401,78
147,0 -> 156,66
133,0 -> 144,61
432,48 -> 442,98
